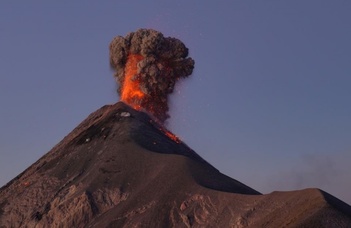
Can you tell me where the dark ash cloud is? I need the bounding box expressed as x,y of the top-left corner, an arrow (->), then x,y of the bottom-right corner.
109,29 -> 195,123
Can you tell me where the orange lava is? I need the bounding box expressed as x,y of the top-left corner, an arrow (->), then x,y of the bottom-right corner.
121,54 -> 145,109
150,120 -> 181,144
164,129 -> 181,144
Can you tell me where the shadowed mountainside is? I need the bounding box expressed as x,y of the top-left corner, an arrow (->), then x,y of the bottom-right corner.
0,102 -> 350,227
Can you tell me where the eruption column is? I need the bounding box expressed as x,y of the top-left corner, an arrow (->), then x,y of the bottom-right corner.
109,29 -> 195,123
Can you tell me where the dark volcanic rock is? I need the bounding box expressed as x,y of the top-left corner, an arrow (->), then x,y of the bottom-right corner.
0,102 -> 350,227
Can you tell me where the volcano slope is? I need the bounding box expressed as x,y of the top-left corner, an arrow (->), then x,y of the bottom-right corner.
0,102 -> 350,227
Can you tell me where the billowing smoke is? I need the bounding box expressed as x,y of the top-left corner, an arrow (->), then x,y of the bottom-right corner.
109,29 -> 195,123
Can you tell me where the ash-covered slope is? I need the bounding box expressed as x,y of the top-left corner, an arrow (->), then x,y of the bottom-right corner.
0,102 -> 350,227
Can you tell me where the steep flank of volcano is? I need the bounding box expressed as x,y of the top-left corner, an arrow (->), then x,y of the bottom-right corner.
0,102 -> 350,227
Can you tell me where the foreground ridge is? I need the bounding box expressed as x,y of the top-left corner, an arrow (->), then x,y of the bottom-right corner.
0,102 -> 350,227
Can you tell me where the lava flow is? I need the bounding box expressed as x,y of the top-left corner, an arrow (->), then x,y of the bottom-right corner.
163,129 -> 181,144
120,54 -> 145,110
148,119 -> 181,144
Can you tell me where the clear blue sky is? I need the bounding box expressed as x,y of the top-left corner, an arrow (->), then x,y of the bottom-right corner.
1,1 -> 350,204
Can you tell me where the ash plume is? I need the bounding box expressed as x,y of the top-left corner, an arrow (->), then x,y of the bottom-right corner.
109,29 -> 195,123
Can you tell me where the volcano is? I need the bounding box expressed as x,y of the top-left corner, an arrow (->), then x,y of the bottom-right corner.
0,102 -> 350,227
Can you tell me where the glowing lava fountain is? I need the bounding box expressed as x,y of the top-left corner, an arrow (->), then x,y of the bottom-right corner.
120,54 -> 145,110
